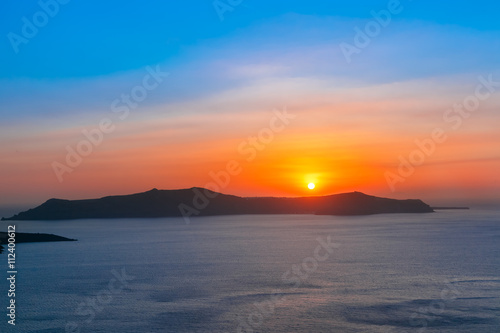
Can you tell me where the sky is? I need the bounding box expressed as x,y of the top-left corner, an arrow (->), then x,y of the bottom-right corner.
0,0 -> 499,209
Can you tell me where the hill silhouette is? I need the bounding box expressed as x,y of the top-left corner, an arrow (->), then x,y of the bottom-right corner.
0,232 -> 76,253
1,188 -> 433,221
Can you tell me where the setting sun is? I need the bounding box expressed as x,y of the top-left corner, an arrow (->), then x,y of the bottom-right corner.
308,183 -> 316,190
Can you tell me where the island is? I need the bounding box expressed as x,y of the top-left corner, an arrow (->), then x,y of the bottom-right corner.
431,207 -> 470,210
1,188 -> 434,221
0,232 -> 77,254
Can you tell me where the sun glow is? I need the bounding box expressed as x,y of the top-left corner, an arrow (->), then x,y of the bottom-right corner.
308,183 -> 316,190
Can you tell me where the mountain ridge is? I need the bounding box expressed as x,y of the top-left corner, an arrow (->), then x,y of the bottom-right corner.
1,188 -> 434,221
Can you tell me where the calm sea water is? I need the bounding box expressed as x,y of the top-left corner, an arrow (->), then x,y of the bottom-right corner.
0,210 -> 499,332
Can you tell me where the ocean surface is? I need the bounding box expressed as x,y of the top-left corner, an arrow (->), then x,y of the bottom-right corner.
1,210 -> 499,332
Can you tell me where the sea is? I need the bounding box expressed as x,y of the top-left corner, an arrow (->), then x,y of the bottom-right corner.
0,209 -> 499,332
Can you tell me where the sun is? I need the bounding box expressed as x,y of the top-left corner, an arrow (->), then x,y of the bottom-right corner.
308,183 -> 316,190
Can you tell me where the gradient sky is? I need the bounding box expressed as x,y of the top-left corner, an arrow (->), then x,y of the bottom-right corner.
1,0 -> 499,209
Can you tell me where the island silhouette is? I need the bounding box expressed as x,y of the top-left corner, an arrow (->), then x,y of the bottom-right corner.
0,232 -> 76,254
2,188 -> 434,221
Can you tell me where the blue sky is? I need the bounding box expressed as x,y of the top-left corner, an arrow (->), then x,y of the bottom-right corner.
1,0 -> 499,120
1,0 -> 499,79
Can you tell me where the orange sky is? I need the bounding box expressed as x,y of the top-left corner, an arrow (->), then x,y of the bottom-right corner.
1,76 -> 499,208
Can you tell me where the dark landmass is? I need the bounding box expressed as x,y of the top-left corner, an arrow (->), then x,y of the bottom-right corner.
0,232 -> 77,243
0,232 -> 76,253
1,188 -> 434,221
431,207 -> 470,210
